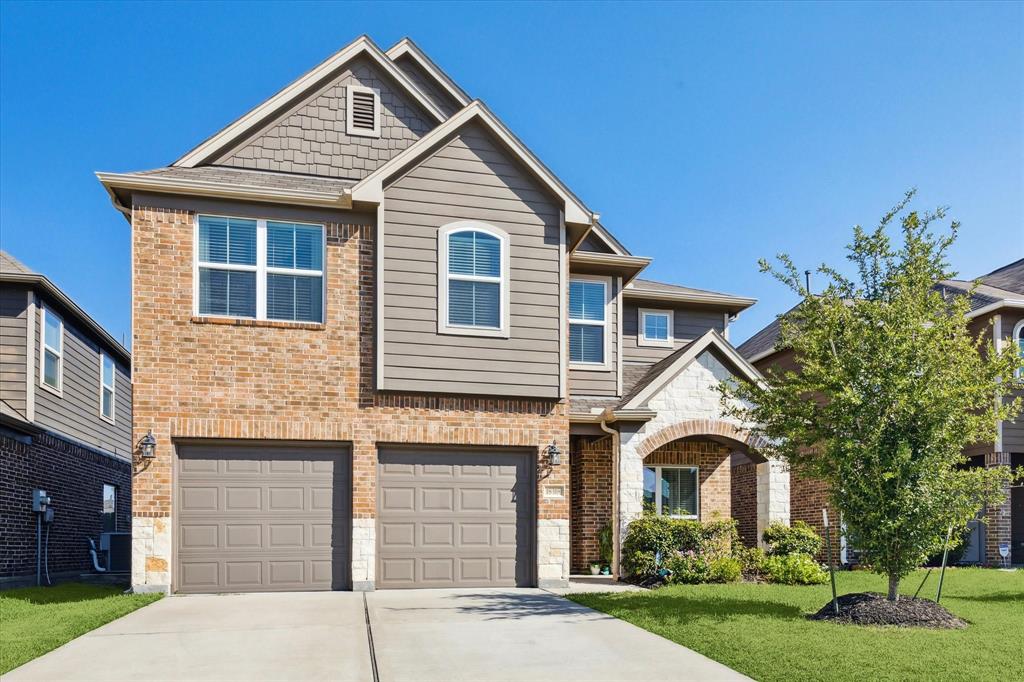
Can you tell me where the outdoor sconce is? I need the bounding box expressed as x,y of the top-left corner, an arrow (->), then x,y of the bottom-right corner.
139,430 -> 157,459
545,441 -> 561,466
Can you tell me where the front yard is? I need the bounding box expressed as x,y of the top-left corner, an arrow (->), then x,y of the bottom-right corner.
570,568 -> 1022,682
0,582 -> 161,674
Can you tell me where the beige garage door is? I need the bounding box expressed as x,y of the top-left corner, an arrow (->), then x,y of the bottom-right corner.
377,447 -> 534,588
175,443 -> 350,593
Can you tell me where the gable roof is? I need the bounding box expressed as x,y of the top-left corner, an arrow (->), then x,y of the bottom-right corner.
350,100 -> 597,226
620,329 -> 763,409
173,36 -> 448,169
386,38 -> 471,110
0,250 -> 131,365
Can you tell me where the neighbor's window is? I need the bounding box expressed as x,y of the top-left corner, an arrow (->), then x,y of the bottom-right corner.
41,307 -> 63,392
569,278 -> 607,364
639,309 -> 673,348
100,354 -> 116,422
439,223 -> 508,335
1015,321 -> 1024,378
196,215 -> 324,323
102,484 -> 116,532
643,465 -> 698,518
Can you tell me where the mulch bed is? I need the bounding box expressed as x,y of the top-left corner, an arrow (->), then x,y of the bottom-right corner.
809,592 -> 967,629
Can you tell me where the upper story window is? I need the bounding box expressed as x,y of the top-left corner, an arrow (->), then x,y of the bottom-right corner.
569,277 -> 608,366
40,307 -> 63,393
1015,320 -> 1024,378
643,465 -> 699,519
639,308 -> 674,348
196,215 -> 324,324
346,85 -> 381,138
438,222 -> 509,337
100,354 -> 116,422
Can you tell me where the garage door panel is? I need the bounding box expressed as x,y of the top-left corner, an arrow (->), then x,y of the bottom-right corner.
175,444 -> 350,593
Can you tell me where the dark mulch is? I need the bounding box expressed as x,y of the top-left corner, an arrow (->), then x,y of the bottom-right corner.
809,592 -> 967,629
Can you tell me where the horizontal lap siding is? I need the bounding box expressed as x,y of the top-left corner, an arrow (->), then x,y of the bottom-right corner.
568,281 -> 619,397
32,297 -> 132,459
623,303 -> 726,363
382,123 -> 561,398
1001,310 -> 1024,452
0,285 -> 28,418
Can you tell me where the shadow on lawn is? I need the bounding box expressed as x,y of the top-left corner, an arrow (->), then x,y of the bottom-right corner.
944,591 -> 1024,604
579,592 -> 807,623
0,584 -> 125,606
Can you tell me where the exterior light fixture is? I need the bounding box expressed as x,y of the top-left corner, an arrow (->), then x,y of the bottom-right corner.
139,430 -> 157,459
545,441 -> 561,466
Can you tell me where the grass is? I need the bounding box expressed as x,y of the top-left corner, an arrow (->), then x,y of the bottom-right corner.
570,568 -> 1023,682
0,582 -> 161,674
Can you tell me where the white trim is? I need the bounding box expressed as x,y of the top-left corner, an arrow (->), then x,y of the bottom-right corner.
25,290 -> 35,421
385,38 -> 471,108
616,276 -> 623,396
558,210 -> 567,398
39,305 -> 63,396
345,84 -> 381,138
966,299 -> 1024,320
1011,318 -> 1024,381
375,203 -> 385,391
437,221 -> 510,338
723,312 -> 731,341
173,36 -> 446,168
644,465 -> 700,519
638,308 -> 674,348
99,353 -> 116,424
622,284 -> 757,310
193,214 -> 326,324
569,274 -> 611,370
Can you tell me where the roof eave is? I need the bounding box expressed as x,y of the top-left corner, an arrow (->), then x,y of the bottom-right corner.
623,287 -> 757,311
569,252 -> 651,285
386,38 -> 472,107
966,299 -> 1024,319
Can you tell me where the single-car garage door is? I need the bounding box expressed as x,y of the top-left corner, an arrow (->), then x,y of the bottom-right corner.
175,443 -> 350,593
377,447 -> 534,588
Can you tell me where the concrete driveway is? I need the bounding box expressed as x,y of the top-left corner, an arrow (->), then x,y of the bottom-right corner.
8,588 -> 745,682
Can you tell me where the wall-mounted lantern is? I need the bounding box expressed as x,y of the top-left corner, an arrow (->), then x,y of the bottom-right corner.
138,430 -> 157,459
545,441 -> 561,466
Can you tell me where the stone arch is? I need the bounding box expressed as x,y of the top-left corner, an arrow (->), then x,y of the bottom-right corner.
636,418 -> 768,461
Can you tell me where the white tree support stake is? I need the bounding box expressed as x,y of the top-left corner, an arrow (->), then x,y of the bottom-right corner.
823,508 -> 839,615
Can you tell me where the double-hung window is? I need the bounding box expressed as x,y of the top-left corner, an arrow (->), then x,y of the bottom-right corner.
569,278 -> 607,365
100,354 -> 116,422
41,307 -> 63,393
196,215 -> 324,323
439,222 -> 508,336
639,308 -> 673,347
643,465 -> 699,518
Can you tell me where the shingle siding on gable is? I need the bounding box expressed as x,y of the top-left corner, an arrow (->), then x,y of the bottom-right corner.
393,54 -> 462,118
380,122 -> 563,397
0,285 -> 28,419
214,56 -> 435,180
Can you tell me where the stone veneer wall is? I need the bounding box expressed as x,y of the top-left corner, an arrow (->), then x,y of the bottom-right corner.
731,462 -> 758,547
570,436 -> 613,573
131,204 -> 570,592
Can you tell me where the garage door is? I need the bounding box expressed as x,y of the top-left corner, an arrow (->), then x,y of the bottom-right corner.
175,443 -> 350,593
377,447 -> 534,588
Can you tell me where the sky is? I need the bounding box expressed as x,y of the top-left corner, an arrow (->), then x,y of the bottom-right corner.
1,1 -> 1021,349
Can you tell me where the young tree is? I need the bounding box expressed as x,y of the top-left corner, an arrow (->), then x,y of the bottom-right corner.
727,191 -> 1022,601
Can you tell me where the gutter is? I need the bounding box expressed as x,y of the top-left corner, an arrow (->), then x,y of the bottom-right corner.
623,287 -> 757,310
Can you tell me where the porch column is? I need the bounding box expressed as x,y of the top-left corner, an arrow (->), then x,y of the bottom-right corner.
617,425 -> 645,561
756,459 -> 790,547
984,451 -> 1012,566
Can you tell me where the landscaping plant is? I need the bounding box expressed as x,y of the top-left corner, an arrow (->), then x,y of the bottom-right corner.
724,191 -> 1023,601
621,515 -> 737,579
762,553 -> 829,585
762,520 -> 823,557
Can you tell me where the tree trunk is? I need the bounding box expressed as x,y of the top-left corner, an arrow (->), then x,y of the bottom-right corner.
887,574 -> 900,601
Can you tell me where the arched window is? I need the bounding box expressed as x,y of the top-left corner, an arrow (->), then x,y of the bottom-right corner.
438,222 -> 509,336
1014,320 -> 1024,378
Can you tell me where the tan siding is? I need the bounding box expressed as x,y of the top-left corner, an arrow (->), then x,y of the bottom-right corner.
622,302 -> 727,363
0,285 -> 28,418
393,54 -> 462,118
213,56 -> 435,180
568,278 -> 619,397
381,122 -> 562,397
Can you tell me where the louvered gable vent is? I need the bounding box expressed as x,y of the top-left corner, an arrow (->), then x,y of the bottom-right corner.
346,85 -> 381,138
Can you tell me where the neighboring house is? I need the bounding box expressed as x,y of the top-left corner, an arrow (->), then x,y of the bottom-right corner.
738,258 -> 1024,566
0,251 -> 132,587
97,35 -> 781,594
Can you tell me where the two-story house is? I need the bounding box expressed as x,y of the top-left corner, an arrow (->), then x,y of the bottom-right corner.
739,258 -> 1024,566
0,251 -> 132,587
98,36 -> 785,594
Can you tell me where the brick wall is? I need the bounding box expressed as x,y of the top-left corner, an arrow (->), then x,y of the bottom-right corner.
731,462 -> 757,547
0,430 -> 131,579
645,439 -> 732,520
131,203 -> 569,588
790,472 -> 840,563
570,436 -> 613,572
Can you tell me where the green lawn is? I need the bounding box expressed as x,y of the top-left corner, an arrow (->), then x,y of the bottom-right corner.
0,582 -> 161,674
570,568 -> 1022,682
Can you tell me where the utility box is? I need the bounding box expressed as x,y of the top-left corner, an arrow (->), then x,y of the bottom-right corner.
100,532 -> 131,573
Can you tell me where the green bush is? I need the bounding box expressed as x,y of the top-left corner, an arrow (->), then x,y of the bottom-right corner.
734,546 -> 767,578
665,552 -> 711,584
708,556 -> 742,583
762,521 -> 823,557
621,515 -> 738,578
762,553 -> 828,585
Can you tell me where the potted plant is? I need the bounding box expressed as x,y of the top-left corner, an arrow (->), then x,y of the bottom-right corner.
598,521 -> 614,575
589,561 -> 601,575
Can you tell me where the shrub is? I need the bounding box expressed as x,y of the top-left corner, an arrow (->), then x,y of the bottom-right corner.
734,546 -> 767,579
708,556 -> 742,583
598,522 -> 614,566
621,515 -> 738,578
665,551 -> 711,584
762,521 -> 823,557
762,553 -> 828,585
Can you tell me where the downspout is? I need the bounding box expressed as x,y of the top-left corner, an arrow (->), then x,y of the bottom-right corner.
599,411 -> 621,579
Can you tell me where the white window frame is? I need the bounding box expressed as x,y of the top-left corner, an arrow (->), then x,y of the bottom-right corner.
437,221 -> 510,338
39,305 -> 63,396
99,353 -> 116,423
639,308 -> 674,348
193,214 -> 326,324
645,465 -> 699,519
569,274 -> 611,370
1014,319 -> 1024,379
346,84 -> 381,138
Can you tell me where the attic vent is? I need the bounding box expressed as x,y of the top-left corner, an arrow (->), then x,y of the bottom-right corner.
346,85 -> 381,138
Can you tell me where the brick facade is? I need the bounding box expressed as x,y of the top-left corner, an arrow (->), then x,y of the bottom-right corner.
731,462 -> 757,547
645,439 -> 733,520
1,430 -> 131,581
131,204 -> 569,591
789,472 -> 840,564
984,451 -> 1012,566
570,436 -> 614,573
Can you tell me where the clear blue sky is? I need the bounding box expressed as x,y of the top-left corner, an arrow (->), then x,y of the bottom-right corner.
2,1 -> 1021,349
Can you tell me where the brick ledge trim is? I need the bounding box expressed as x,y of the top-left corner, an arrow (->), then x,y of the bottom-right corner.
190,316 -> 326,331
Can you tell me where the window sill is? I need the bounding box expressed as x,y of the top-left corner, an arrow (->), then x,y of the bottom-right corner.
569,362 -> 611,372
190,316 -> 326,331
638,339 -> 674,349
